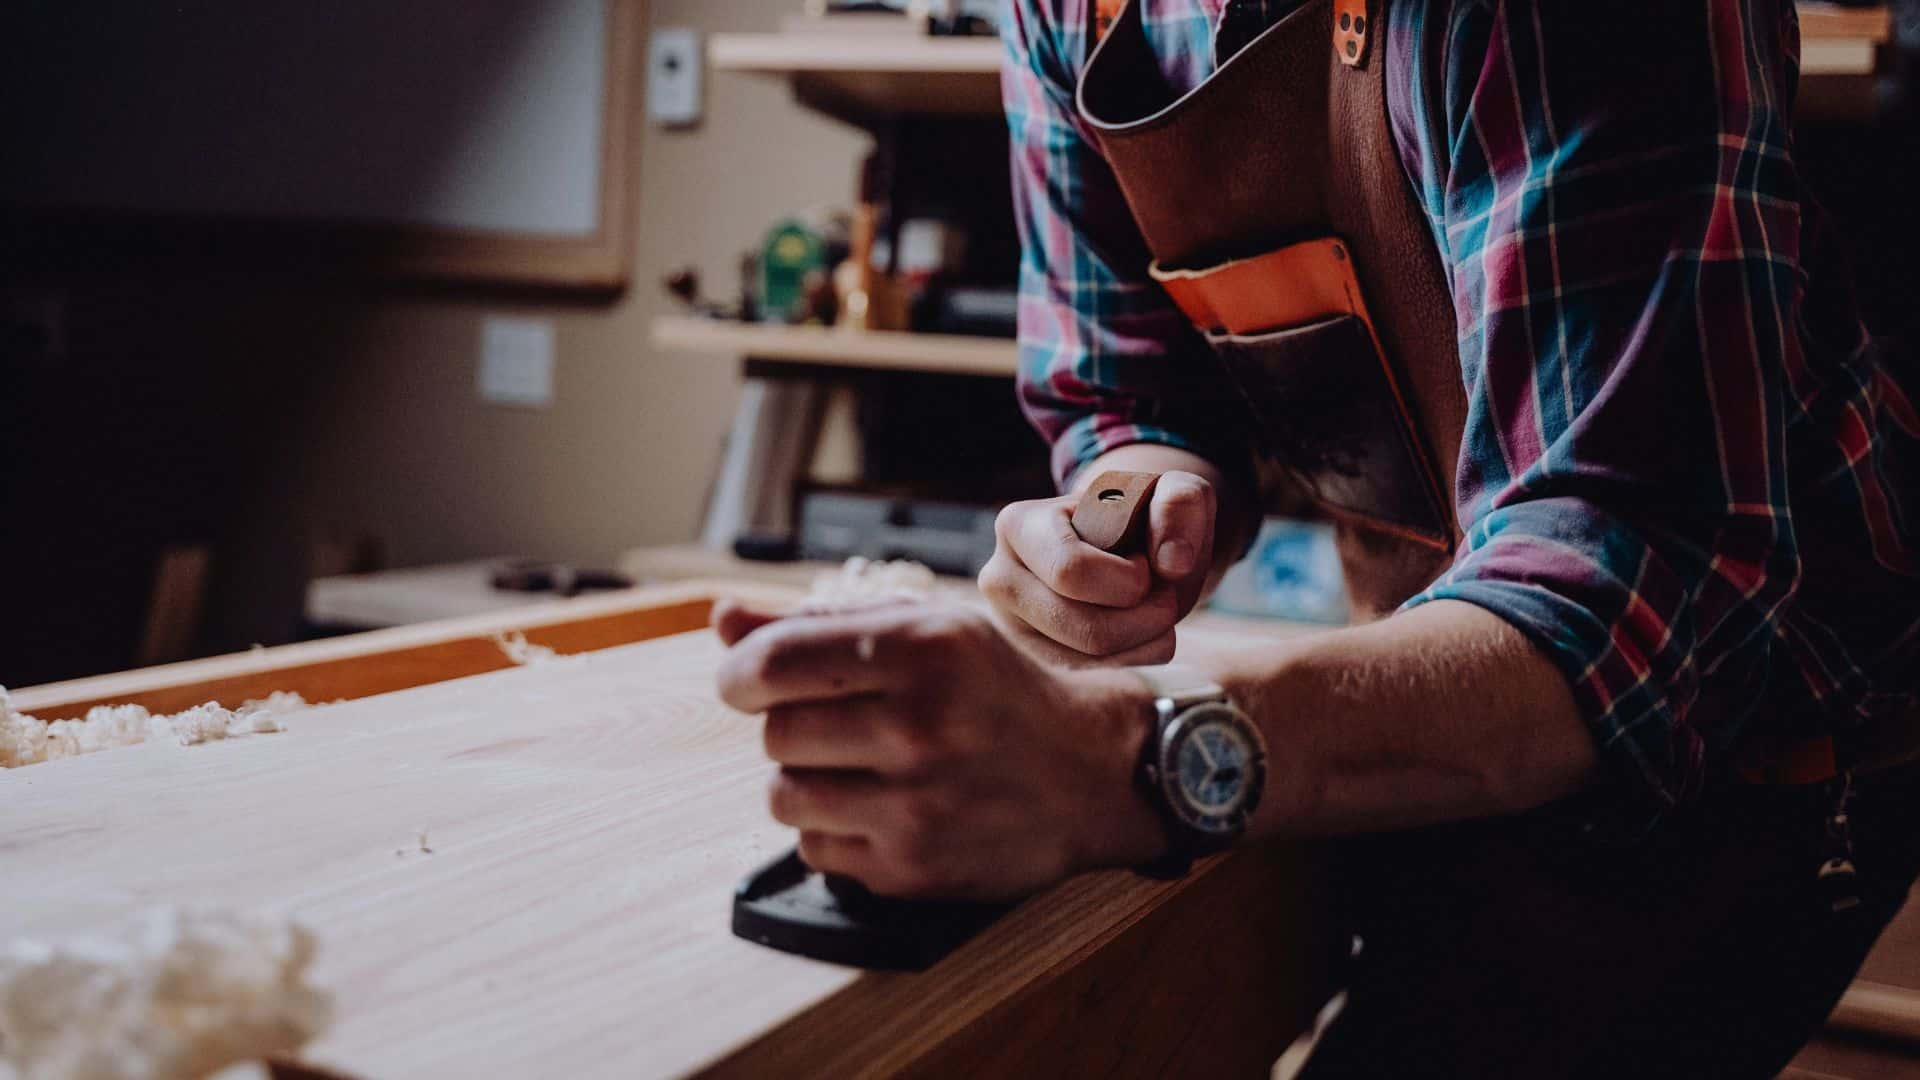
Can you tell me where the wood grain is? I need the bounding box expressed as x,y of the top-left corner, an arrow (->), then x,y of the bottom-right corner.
6,604 -> 1326,1078
7,630 -> 855,1078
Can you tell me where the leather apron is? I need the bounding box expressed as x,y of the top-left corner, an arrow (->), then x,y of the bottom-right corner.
1076,0 -> 1467,620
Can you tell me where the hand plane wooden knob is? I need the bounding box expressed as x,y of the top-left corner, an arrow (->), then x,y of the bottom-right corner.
1070,471 -> 1161,556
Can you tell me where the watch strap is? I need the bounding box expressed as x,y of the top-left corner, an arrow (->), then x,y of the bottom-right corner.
1128,664 -> 1232,882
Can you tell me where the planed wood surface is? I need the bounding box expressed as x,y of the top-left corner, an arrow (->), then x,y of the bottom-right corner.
6,600 -> 1324,1079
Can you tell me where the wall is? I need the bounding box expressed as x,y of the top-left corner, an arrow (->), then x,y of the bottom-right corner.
0,0 -> 874,682
284,0 -> 870,569
0,1 -> 613,235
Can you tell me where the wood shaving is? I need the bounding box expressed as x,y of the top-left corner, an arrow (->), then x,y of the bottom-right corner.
0,908 -> 333,1080
493,631 -> 561,667
0,689 -> 308,770
800,558 -> 936,614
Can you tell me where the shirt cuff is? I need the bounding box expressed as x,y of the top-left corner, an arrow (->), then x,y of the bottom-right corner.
1053,414 -> 1257,500
1401,510 -> 1707,841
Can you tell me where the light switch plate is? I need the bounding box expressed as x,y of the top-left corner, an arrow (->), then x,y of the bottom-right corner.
478,317 -> 555,408
647,28 -> 703,129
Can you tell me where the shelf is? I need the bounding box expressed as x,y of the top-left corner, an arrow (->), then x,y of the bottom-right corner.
709,34 -> 1003,126
652,315 -> 1018,378
712,5 -> 1885,127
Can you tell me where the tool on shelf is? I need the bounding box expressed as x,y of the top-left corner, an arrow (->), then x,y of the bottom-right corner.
730,471 -> 1165,970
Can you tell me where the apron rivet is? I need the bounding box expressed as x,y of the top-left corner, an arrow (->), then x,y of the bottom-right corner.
1354,16 -> 1366,34
1340,12 -> 1352,30
1346,40 -> 1359,58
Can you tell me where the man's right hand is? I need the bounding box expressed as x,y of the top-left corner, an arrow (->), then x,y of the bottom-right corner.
979,468 -> 1220,668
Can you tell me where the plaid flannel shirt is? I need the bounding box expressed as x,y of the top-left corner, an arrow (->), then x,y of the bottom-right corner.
1004,0 -> 1920,827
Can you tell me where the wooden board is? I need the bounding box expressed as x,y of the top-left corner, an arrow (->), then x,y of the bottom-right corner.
6,605 -> 1327,1078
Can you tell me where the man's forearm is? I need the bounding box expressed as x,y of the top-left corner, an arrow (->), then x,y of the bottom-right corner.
1228,599 -> 1598,836
1081,598 -> 1600,860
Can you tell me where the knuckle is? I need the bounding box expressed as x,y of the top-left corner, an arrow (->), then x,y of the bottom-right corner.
890,723 -> 942,772
761,711 -> 790,761
1054,608 -> 1105,655
976,555 -> 1014,603
796,830 -> 837,873
716,654 -> 765,712
994,501 -> 1026,542
1157,479 -> 1211,516
767,774 -> 801,825
890,802 -> 942,865
1141,634 -> 1178,665
756,624 -> 806,681
1051,549 -> 1099,595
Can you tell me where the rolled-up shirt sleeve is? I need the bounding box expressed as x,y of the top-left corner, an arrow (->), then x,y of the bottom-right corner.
1397,0 -> 1809,828
1002,0 -> 1254,492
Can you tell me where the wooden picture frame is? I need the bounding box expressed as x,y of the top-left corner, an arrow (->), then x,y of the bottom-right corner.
0,0 -> 644,295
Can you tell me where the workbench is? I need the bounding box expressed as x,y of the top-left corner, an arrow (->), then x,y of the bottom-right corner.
6,582 -> 1329,1079
12,580 -> 1918,1077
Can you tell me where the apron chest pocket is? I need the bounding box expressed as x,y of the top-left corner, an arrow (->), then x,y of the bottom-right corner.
1206,315 -> 1449,546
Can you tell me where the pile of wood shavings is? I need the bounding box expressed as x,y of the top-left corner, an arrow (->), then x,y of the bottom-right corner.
0,908 -> 333,1080
0,687 -> 308,770
800,558 -> 936,614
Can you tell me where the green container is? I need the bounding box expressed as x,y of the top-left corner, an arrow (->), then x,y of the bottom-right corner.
759,220 -> 827,324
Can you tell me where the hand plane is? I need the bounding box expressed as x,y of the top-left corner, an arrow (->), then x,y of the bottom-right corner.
730,472 -> 1163,970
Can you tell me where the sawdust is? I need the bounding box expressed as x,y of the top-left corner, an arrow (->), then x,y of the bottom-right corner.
0,689 -> 309,770
0,908 -> 333,1080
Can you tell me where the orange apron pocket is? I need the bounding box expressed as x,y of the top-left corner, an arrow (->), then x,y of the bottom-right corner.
1151,237 -> 1450,549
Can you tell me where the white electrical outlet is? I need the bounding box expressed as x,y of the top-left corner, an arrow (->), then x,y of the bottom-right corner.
647,28 -> 703,129
478,317 -> 555,409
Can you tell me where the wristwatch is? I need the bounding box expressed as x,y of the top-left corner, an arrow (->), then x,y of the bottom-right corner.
1129,665 -> 1269,880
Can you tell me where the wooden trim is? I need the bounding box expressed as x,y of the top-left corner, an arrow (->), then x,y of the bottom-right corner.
10,580 -> 796,724
708,34 -> 1002,76
696,842 -> 1332,1079
1828,981 -> 1920,1047
652,315 -> 1018,377
1799,4 -> 1894,44
0,0 -> 643,294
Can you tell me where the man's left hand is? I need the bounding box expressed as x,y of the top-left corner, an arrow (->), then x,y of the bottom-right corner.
714,599 -> 1163,902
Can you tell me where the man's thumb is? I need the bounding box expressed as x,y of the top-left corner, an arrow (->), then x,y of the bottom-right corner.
1147,472 -> 1216,582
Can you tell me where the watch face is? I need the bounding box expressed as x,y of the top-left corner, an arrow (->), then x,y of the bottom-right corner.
1159,703 -> 1266,836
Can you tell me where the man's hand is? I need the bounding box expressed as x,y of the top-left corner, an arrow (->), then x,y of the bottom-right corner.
979,469 -> 1219,668
714,599 -> 1163,902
